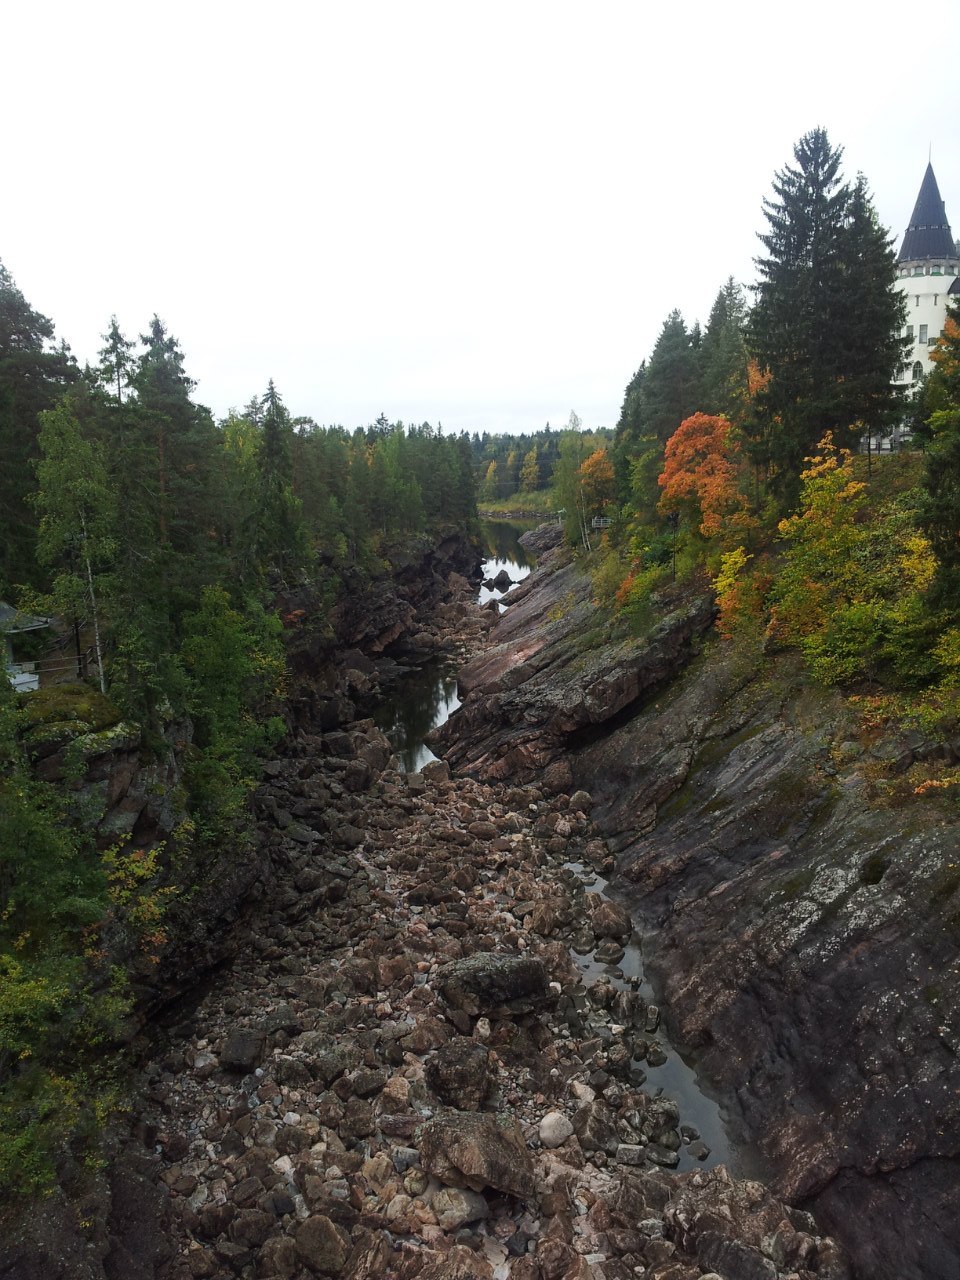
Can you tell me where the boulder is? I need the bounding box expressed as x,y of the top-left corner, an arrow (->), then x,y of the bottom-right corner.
416,1245 -> 495,1280
591,899 -> 633,939
295,1214 -> 350,1275
421,759 -> 450,784
416,1110 -> 535,1197
220,1028 -> 266,1072
438,952 -> 552,1018
432,1186 -> 490,1230
425,1037 -> 492,1111
539,1111 -> 575,1149
572,1100 -> 620,1154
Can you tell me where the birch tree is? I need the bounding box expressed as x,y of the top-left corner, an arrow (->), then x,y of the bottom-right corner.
35,399 -> 116,693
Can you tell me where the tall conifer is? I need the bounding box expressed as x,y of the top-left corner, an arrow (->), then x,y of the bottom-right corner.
749,129 -> 907,498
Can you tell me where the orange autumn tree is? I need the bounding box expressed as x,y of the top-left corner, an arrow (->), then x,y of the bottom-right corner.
657,412 -> 753,542
578,448 -> 616,519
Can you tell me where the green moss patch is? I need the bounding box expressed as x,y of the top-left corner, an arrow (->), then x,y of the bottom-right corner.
18,684 -> 122,734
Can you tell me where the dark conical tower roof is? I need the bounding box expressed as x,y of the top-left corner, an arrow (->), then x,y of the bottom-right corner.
898,163 -> 956,262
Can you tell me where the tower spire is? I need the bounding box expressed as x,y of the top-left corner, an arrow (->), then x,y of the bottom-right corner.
898,162 -> 955,263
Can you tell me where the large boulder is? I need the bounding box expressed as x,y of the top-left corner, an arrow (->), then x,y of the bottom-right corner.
295,1214 -> 351,1275
572,1100 -> 620,1154
220,1028 -> 266,1072
438,952 -> 552,1019
591,899 -> 633,939
416,1110 -> 535,1198
425,1037 -> 493,1111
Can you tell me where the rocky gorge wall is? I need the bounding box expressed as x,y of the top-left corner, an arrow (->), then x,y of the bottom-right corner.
0,532 -> 484,1278
3,524 -> 858,1280
436,525 -> 960,1280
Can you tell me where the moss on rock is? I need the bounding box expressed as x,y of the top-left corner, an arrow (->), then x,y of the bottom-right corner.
18,683 -> 122,733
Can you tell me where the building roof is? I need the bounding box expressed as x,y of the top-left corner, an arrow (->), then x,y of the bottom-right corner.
898,163 -> 956,263
0,602 -> 52,634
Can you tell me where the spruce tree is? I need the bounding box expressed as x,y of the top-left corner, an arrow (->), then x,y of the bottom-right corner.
639,311 -> 702,443
919,301 -> 960,600
833,175 -> 909,452
615,362 -> 646,449
0,262 -> 77,586
749,129 -> 907,499
255,380 -> 308,583
700,278 -> 749,419
97,316 -> 135,407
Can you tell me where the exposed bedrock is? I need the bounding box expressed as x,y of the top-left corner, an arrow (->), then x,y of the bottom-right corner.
437,535 -> 960,1280
431,531 -> 716,783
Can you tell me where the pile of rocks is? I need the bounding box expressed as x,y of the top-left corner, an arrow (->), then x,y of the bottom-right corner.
134,725 -> 850,1280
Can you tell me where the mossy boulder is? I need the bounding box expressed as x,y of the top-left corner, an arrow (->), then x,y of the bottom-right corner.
18,684 -> 125,758
19,683 -> 122,732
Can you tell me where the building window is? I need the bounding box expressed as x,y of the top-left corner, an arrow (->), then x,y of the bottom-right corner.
906,324 -> 914,341
933,265 -> 942,275
919,324 -> 928,344
913,361 -> 924,381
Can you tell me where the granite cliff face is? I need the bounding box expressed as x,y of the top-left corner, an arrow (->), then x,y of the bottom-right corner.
432,528 -> 715,786
437,528 -> 960,1280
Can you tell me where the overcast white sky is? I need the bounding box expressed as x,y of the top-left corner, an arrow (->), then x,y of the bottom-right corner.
4,1 -> 959,435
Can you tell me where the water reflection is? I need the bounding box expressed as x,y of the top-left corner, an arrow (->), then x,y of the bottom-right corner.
567,861 -> 740,1174
479,518 -> 539,608
480,519 -> 539,567
374,519 -> 539,766
372,661 -> 460,773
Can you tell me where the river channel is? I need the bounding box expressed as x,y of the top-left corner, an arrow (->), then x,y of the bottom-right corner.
374,517 -> 745,1176
373,519 -> 538,772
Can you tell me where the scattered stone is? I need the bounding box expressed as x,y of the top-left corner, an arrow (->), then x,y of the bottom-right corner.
102,567 -> 853,1280
539,1110 -> 575,1149
433,1186 -> 491,1229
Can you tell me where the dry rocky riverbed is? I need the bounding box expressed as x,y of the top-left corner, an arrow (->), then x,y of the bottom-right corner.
133,703 -> 851,1280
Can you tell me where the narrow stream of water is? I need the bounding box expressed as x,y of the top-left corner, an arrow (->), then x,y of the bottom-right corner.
564,860 -> 739,1174
374,519 -> 538,770
373,517 -> 746,1176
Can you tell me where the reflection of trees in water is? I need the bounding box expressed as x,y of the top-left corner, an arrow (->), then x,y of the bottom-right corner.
374,665 -> 460,773
480,520 -> 537,569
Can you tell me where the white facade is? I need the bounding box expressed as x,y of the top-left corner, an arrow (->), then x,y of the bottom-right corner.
897,264 -> 959,383
894,163 -> 959,388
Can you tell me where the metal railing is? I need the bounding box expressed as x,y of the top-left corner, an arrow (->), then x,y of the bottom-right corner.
6,645 -> 101,692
